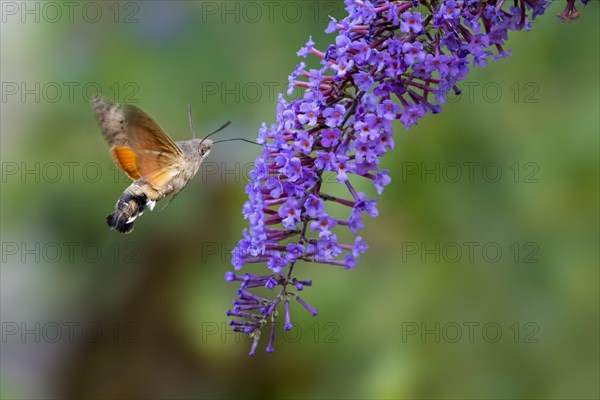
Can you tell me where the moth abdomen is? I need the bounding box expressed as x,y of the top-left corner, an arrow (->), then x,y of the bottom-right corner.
106,182 -> 157,234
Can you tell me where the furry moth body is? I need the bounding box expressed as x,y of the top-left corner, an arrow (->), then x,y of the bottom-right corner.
93,96 -> 216,234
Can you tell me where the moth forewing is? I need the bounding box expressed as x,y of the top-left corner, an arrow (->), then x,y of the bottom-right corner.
122,104 -> 187,193
92,96 -> 129,147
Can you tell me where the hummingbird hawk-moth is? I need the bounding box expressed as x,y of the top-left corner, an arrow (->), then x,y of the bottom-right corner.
92,96 -> 230,234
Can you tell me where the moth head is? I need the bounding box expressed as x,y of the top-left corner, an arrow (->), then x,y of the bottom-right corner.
199,139 -> 213,157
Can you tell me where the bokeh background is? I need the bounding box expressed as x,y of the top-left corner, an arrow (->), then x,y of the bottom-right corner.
1,1 -> 598,399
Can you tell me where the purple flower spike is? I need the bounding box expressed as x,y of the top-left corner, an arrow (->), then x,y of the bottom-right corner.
225,0 -> 584,355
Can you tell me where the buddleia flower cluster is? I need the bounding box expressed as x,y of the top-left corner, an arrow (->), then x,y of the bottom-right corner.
224,0 -> 588,355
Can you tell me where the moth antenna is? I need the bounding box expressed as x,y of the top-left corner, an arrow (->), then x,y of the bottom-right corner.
199,121 -> 231,147
188,104 -> 196,139
213,138 -> 261,146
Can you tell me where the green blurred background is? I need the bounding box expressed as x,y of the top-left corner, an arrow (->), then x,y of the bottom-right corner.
1,1 -> 598,399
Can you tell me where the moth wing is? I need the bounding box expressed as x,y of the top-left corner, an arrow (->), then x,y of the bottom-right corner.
92,95 -> 129,147
111,146 -> 141,181
124,104 -> 185,191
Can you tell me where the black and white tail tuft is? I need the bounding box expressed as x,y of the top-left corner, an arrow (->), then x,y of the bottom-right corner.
106,190 -> 155,234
